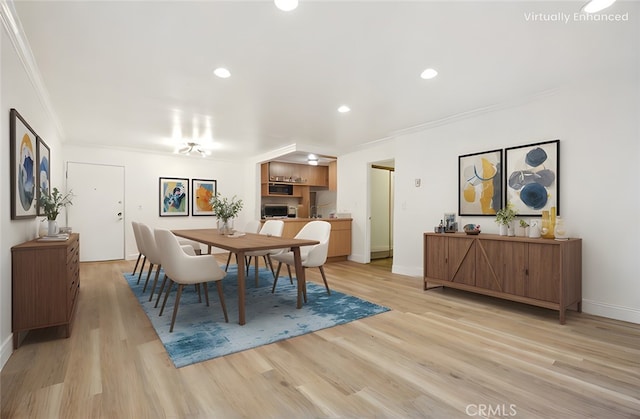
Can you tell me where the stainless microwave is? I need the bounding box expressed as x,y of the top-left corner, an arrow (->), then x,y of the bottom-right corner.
268,183 -> 293,195
263,205 -> 288,218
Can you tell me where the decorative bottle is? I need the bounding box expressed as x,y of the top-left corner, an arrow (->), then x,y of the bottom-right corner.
541,210 -> 552,239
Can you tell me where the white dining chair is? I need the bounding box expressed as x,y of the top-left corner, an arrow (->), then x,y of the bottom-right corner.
225,219 -> 262,272
245,219 -> 285,286
131,221 -> 146,282
155,228 -> 228,332
271,221 -> 331,301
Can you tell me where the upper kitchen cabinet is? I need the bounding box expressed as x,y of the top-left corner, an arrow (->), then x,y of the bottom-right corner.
261,162 -> 329,187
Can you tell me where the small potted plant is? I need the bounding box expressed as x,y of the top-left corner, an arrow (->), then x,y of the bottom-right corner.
495,203 -> 517,236
38,187 -> 74,236
516,219 -> 529,237
209,193 -> 244,234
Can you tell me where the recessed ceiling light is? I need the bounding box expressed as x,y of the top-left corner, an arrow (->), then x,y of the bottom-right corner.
582,0 -> 616,13
274,0 -> 298,12
420,68 -> 438,80
337,105 -> 351,113
213,68 -> 231,78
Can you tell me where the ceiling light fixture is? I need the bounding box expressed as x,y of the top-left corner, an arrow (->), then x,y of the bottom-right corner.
307,154 -> 319,166
337,105 -> 351,113
178,142 -> 208,157
582,0 -> 616,13
213,67 -> 231,78
274,0 -> 298,12
421,68 -> 438,80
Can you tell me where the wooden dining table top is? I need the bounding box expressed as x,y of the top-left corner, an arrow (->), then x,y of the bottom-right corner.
171,228 -> 319,252
172,228 -> 318,325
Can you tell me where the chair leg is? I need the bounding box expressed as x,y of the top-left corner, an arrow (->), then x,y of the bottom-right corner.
132,253 -> 142,275
254,256 -> 260,287
272,262 -> 283,293
302,267 -> 307,303
169,284 -> 184,333
143,263 -> 154,292
148,264 -> 162,301
216,281 -> 229,323
137,257 -> 147,284
203,282 -> 210,306
266,255 -> 277,279
225,252 -> 232,272
155,274 -> 168,308
286,264 -> 293,284
160,280 -> 175,316
196,284 -> 202,303
319,265 -> 331,295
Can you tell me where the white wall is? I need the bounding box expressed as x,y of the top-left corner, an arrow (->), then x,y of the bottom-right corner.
1,25 -> 65,367
339,75 -> 640,324
62,145 -> 252,261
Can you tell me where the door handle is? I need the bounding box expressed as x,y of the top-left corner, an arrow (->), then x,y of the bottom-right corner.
117,212 -> 122,216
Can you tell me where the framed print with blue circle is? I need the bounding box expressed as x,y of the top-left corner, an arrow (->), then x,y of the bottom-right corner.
505,139 -> 560,216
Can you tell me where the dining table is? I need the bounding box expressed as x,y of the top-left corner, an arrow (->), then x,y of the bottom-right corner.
172,228 -> 319,325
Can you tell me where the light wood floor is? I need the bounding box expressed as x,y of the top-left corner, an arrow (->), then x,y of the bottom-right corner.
2,257 -> 639,418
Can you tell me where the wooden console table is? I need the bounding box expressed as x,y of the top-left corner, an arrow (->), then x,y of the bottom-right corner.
423,233 -> 582,324
11,233 -> 80,348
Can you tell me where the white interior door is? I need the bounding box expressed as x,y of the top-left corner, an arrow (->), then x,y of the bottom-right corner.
66,162 -> 125,261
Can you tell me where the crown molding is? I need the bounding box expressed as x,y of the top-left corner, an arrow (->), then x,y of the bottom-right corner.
0,0 -> 65,138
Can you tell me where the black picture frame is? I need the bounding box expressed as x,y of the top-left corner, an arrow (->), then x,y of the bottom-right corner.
191,178 -> 217,216
159,177 -> 189,216
505,139 -> 560,216
458,148 -> 502,216
36,136 -> 51,217
10,109 -> 38,220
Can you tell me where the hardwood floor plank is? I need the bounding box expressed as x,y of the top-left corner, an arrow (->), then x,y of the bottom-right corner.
2,258 -> 639,418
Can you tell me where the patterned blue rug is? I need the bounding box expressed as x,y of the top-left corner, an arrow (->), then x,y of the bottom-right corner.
123,265 -> 389,368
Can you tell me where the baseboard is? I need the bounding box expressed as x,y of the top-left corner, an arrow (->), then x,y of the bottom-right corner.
0,333 -> 13,371
391,265 -> 422,278
581,299 -> 640,324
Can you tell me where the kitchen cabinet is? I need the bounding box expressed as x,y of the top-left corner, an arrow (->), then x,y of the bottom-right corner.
11,233 -> 80,348
424,233 -> 581,324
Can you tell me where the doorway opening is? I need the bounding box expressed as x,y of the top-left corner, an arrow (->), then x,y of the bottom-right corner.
369,161 -> 394,270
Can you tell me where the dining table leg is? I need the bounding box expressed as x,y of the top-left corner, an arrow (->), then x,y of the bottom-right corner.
292,246 -> 305,309
236,250 -> 246,325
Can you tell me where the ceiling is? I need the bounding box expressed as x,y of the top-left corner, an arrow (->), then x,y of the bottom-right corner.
8,1 -> 638,162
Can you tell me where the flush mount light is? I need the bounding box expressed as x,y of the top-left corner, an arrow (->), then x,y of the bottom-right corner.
420,68 -> 438,80
177,142 -> 208,157
308,154 -> 319,166
337,105 -> 351,113
274,0 -> 298,12
582,0 -> 616,13
213,67 -> 231,78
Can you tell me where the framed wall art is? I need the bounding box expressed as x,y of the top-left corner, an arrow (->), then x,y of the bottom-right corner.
458,148 -> 502,216
10,108 -> 38,219
191,178 -> 217,216
505,139 -> 560,216
36,137 -> 51,217
159,177 -> 189,216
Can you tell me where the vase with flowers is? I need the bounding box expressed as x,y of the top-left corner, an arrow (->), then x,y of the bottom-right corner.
495,203 -> 518,236
38,187 -> 74,236
209,193 -> 244,234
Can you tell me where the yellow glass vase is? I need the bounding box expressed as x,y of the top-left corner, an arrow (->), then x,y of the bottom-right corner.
541,207 -> 556,239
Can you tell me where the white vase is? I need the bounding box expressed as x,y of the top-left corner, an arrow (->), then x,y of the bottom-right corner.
507,221 -> 515,237
217,218 -> 234,235
499,224 -> 508,236
47,219 -> 58,236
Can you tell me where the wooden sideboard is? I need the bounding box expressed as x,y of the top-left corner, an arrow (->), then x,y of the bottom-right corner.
261,218 -> 352,261
423,232 -> 582,324
11,233 -> 80,348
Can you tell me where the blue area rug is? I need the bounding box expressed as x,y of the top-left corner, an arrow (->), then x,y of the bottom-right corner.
123,265 -> 389,368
